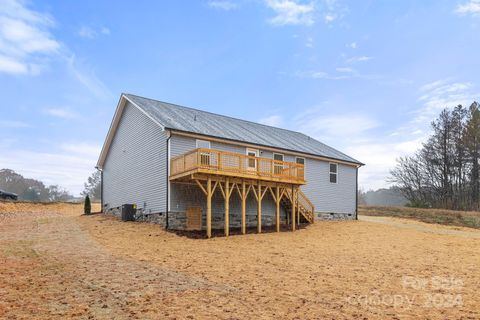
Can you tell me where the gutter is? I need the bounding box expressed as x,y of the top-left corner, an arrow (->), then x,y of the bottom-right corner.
95,166 -> 103,213
355,167 -> 358,220
165,131 -> 171,229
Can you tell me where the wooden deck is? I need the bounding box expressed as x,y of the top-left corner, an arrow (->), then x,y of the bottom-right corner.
170,148 -> 305,184
170,148 -> 315,238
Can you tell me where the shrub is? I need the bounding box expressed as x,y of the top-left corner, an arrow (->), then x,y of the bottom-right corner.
84,195 -> 91,215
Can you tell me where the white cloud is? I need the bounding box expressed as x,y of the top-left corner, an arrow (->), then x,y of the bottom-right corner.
0,0 -> 60,75
290,107 -> 427,190
0,54 -> 28,74
65,55 -> 112,99
0,120 -> 29,128
348,79 -> 478,189
415,79 -> 479,123
296,70 -> 348,80
207,0 -> 238,10
295,111 -> 379,139
305,37 -> 314,47
61,142 -> 102,157
78,25 -> 111,39
295,69 -> 380,80
336,67 -> 354,73
345,137 -> 425,190
259,115 -> 284,127
264,0 -> 347,26
455,0 -> 480,16
324,13 -> 336,23
78,26 -> 96,39
0,142 -> 101,195
348,42 -> 357,49
265,0 -> 315,26
44,107 -> 79,119
345,56 -> 372,63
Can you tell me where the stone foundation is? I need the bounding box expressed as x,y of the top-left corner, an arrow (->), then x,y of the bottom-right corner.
136,212 -> 167,226
316,212 -> 356,220
105,205 -> 356,230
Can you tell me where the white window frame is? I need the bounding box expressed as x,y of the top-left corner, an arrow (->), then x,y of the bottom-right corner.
273,153 -> 284,161
196,139 -> 211,149
295,157 -> 306,167
273,153 -> 284,175
329,162 -> 338,184
246,148 -> 259,170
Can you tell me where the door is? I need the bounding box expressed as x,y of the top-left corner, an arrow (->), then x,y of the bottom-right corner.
273,153 -> 284,175
186,207 -> 202,230
246,148 -> 259,171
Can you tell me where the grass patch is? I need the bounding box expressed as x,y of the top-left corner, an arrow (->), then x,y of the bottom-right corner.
2,240 -> 39,258
359,205 -> 480,229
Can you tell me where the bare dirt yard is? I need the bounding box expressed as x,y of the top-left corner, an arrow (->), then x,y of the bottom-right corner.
1,202 -> 479,319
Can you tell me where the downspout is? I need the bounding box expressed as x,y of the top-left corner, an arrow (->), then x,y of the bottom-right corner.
355,167 -> 358,220
95,166 -> 103,213
166,131 -> 171,229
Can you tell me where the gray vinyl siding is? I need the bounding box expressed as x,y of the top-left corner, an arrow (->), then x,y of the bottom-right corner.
103,101 -> 167,213
170,134 -> 244,157
170,133 -> 357,217
301,160 -> 356,215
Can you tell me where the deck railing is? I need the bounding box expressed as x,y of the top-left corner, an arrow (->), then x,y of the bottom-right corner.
171,148 -> 305,183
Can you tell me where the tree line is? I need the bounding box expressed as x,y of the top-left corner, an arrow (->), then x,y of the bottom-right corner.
0,169 -> 101,202
390,101 -> 480,210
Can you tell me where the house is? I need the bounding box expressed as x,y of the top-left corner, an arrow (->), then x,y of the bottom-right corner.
96,94 -> 364,237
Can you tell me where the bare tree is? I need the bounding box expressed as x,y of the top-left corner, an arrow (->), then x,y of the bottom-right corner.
81,170 -> 101,201
390,102 -> 480,210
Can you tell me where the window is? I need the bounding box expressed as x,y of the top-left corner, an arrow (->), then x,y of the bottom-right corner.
295,157 -> 305,165
273,153 -> 284,175
296,157 -> 305,177
196,139 -> 211,149
329,163 -> 338,183
246,148 -> 259,170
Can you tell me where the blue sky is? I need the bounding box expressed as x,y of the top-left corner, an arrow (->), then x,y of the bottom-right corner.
1,0 -> 479,195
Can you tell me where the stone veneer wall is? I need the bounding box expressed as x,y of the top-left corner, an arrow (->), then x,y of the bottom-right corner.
104,192 -> 356,230
316,212 -> 356,220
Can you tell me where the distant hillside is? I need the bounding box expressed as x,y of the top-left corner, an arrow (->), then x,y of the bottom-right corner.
361,187 -> 408,207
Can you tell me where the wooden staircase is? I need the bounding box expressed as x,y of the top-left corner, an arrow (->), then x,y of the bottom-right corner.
281,188 -> 315,224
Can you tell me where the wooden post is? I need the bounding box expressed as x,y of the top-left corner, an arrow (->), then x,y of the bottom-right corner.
241,180 -> 246,234
207,177 -> 212,238
291,185 -> 296,231
286,189 -> 290,225
257,182 -> 262,233
297,194 -> 300,226
275,185 -> 280,232
225,178 -> 230,237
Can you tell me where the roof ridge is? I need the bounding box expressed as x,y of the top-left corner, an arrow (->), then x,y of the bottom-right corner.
124,93 -> 311,138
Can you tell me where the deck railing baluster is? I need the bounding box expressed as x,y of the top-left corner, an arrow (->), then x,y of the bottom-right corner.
171,148 -> 305,184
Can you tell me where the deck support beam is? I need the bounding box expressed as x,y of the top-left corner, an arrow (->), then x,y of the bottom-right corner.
207,177 -> 212,238
291,185 -> 296,231
224,178 -> 230,237
275,185 -> 280,232
241,181 -> 246,234
257,182 -> 262,233
297,196 -> 300,226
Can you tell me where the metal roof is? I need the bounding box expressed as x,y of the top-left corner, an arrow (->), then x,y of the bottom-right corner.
125,94 -> 363,165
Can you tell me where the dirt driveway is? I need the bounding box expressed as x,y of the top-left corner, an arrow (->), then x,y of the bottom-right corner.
1,204 -> 479,319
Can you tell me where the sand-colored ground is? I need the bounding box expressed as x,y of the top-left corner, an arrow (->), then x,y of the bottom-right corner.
1,203 -> 479,319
